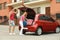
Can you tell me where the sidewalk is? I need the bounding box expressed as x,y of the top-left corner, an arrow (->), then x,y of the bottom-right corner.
0,25 -> 60,40
0,25 -> 19,36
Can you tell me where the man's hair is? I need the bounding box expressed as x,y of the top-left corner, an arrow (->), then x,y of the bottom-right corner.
10,7 -> 13,9
14,9 -> 17,12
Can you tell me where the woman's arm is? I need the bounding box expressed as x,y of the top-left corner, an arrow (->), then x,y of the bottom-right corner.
25,18 -> 28,21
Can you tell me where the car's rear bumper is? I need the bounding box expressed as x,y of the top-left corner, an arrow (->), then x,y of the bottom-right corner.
19,25 -> 37,32
27,26 -> 36,32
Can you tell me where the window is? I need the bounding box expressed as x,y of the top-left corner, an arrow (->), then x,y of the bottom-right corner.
12,0 -> 17,3
0,16 -> 2,19
39,15 -> 50,20
33,7 -> 40,14
0,4 -> 2,10
37,7 -> 40,13
56,0 -> 60,2
56,13 -> 60,19
3,2 -> 7,9
48,17 -> 55,22
14,0 -> 17,2
39,15 -> 55,22
24,0 -> 30,3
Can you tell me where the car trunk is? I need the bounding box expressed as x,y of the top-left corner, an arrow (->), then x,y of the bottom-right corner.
18,7 -> 36,30
18,7 -> 36,20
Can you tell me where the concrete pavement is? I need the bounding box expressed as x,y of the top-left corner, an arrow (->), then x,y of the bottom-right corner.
0,25 -> 60,40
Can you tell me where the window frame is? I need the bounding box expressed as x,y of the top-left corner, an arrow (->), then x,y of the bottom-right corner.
14,0 -> 17,2
37,7 -> 40,13
56,0 -> 60,3
47,17 -> 55,22
33,7 -> 40,14
39,15 -> 49,20
56,13 -> 60,19
0,3 -> 2,10
3,2 -> 7,9
39,15 -> 55,22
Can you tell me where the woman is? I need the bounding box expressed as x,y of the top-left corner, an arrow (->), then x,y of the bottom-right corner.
19,11 -> 28,35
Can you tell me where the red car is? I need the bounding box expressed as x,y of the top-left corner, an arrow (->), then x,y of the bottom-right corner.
19,14 -> 60,35
19,7 -> 60,35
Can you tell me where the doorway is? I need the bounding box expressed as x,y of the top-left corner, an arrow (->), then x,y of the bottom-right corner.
45,7 -> 50,16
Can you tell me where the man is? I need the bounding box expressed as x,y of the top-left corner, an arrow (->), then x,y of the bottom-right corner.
9,8 -> 17,35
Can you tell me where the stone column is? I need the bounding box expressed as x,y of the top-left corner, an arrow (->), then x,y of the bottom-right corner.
17,9 -> 20,18
16,9 -> 20,25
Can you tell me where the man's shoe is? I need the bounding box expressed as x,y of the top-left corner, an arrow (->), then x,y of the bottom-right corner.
9,33 -> 12,35
12,33 -> 16,35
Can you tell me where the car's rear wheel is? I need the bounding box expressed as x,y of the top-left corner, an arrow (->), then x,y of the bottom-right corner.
55,27 -> 60,33
35,27 -> 42,35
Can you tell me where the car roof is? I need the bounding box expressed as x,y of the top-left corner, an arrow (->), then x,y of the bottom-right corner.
36,14 -> 45,16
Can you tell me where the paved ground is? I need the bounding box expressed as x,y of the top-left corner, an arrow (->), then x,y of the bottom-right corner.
0,25 -> 60,40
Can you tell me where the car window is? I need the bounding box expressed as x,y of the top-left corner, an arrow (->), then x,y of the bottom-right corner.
39,15 -> 55,22
39,15 -> 50,20
47,17 -> 55,22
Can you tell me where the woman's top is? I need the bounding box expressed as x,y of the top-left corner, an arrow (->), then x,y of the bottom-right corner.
20,15 -> 25,21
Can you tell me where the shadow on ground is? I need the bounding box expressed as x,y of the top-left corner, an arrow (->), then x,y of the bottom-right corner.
24,32 -> 60,36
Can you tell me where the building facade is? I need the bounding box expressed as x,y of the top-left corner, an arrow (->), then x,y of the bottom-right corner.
0,0 -> 11,23
0,0 -> 60,24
